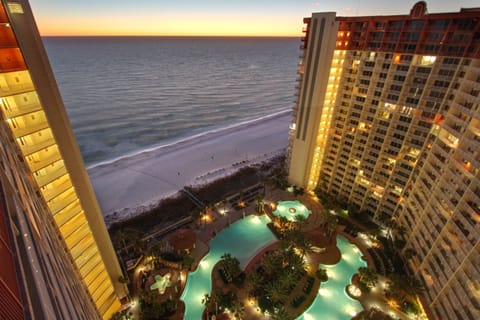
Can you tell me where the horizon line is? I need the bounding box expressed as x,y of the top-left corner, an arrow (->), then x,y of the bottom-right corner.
41,34 -> 301,38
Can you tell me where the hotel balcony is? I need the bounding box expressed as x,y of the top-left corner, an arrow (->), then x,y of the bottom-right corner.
1,92 -> 41,118
59,213 -> 88,240
0,71 -> 35,97
26,149 -> 62,172
41,174 -> 73,202
71,239 -> 98,271
452,101 -> 475,117
0,24 -> 18,48
76,247 -> 103,280
75,243 -> 99,276
75,245 -> 102,279
456,87 -> 479,103
8,113 -> 49,139
17,133 -> 56,156
47,187 -> 78,215
53,200 -> 83,229
0,48 -> 26,72
34,160 -> 68,187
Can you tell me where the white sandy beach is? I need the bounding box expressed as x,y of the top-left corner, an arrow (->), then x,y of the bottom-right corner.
88,111 -> 291,225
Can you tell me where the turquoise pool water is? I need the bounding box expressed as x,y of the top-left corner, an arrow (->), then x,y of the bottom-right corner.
273,200 -> 312,221
180,215 -> 276,319
297,236 -> 367,320
180,215 -> 366,319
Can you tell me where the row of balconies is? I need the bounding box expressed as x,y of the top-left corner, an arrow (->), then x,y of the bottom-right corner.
9,112 -> 49,139
17,129 -> 55,156
27,149 -> 62,173
34,160 -> 68,188
41,174 -> 72,202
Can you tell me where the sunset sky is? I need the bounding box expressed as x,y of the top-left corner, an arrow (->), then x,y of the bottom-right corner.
29,0 -> 479,36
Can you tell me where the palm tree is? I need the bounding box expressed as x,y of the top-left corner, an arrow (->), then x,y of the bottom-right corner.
139,290 -> 156,305
247,272 -> 264,294
283,228 -> 312,259
229,299 -> 246,320
255,194 -> 264,214
386,274 -> 424,302
261,252 -> 280,276
277,216 -> 290,232
320,211 -> 338,242
265,281 -> 288,305
202,293 -> 211,319
277,270 -> 297,292
358,267 -> 378,290
294,214 -> 307,230
316,268 -> 328,282
401,275 -> 425,297
283,249 -> 306,274
211,290 -> 221,317
271,306 -> 293,320
220,253 -> 241,278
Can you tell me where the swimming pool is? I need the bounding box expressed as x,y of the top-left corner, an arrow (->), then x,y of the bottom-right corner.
273,200 -> 312,221
297,236 -> 367,320
180,214 -> 277,319
180,215 -> 366,319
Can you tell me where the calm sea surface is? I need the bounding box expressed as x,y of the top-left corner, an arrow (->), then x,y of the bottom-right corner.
43,37 -> 299,166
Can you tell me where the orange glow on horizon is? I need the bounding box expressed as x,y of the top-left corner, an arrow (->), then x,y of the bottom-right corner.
35,13 -> 303,37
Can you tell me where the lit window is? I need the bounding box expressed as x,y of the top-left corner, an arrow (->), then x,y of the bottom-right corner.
420,55 -> 437,65
8,3 -> 24,14
393,54 -> 401,64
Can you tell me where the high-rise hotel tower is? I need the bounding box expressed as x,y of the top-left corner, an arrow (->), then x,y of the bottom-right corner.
0,1 -> 126,319
288,2 -> 479,319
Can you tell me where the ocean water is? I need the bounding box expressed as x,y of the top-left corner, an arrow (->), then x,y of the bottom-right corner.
43,37 -> 299,167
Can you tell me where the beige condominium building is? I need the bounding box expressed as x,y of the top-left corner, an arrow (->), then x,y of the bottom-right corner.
287,2 -> 479,319
0,0 -> 127,318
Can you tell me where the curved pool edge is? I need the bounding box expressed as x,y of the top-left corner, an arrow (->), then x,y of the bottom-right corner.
180,214 -> 276,319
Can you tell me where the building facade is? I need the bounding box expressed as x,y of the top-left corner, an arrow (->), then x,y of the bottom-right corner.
1,110 -> 101,319
287,2 -> 479,319
0,0 -> 127,318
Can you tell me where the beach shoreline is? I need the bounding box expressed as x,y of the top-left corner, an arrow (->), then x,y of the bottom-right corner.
88,111 -> 292,226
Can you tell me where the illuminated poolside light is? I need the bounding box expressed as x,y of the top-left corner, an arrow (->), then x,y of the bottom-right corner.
303,312 -> 314,320
347,284 -> 361,297
200,260 -> 208,268
252,216 -> 261,224
342,253 -> 351,261
318,288 -> 330,297
327,270 -> 335,279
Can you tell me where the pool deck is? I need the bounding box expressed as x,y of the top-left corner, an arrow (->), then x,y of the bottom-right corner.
187,187 -> 351,319
131,185 -> 413,320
